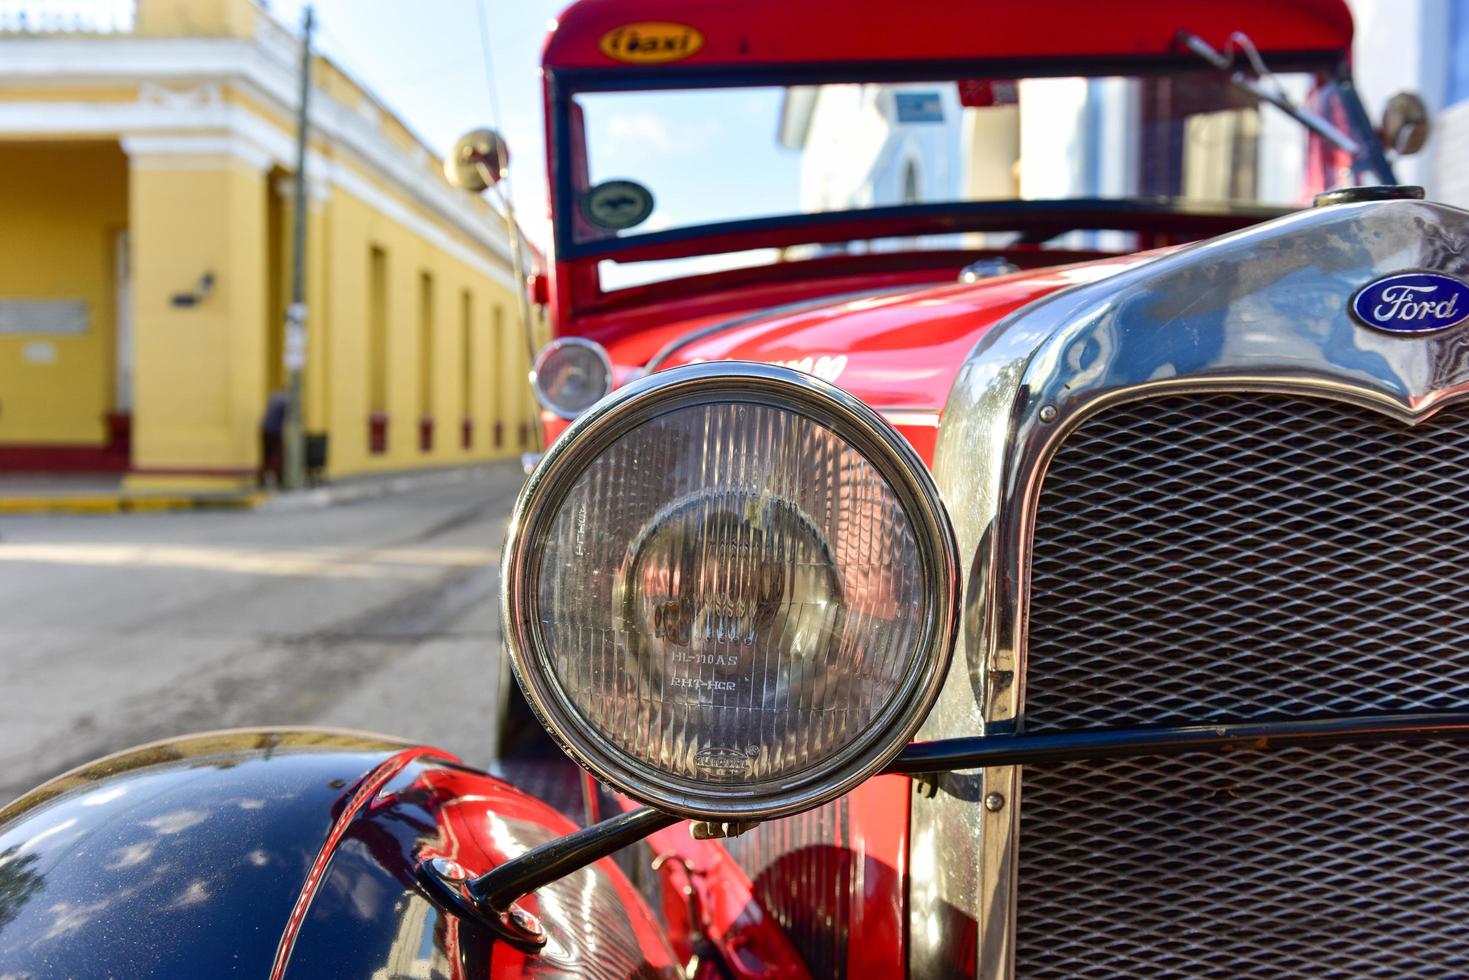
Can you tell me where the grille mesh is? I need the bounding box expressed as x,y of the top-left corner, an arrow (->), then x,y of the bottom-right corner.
1017,740 -> 1469,977
1026,393 -> 1469,730
1018,393 -> 1469,976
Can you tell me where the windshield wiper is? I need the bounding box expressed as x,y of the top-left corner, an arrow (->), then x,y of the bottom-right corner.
1179,30 -> 1360,157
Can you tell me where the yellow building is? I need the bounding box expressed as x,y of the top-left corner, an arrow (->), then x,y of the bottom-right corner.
0,0 -> 537,493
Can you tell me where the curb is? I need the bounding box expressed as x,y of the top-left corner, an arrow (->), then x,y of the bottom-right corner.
253,462 -> 519,513
0,493 -> 264,515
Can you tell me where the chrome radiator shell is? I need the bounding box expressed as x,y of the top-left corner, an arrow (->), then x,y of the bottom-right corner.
914,199 -> 1469,977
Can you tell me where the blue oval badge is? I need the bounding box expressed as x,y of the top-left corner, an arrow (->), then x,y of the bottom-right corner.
1351,271 -> 1469,334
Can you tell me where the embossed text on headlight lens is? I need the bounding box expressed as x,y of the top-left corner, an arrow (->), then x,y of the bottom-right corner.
533,400 -> 924,787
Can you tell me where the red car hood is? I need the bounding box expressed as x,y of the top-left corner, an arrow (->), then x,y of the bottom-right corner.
602,253 -> 1154,461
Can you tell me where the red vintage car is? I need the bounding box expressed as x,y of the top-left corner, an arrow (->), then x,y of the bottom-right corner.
3,1 -> 1466,977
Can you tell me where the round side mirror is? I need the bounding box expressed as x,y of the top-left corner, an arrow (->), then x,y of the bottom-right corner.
1379,92 -> 1430,156
445,129 -> 510,192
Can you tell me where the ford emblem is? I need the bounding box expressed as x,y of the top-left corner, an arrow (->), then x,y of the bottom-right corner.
1351,271 -> 1469,334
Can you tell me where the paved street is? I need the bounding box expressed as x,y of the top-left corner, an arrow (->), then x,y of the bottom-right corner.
0,463 -> 526,805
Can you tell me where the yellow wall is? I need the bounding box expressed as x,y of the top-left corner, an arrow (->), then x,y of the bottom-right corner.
0,141 -> 127,446
119,150 -> 535,491
0,140 -> 535,488
127,153 -> 267,486
321,182 -> 529,478
134,0 -> 258,38
0,6 -> 539,490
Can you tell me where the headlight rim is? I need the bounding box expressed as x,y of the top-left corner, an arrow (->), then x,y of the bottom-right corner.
502,360 -> 960,820
529,336 -> 614,421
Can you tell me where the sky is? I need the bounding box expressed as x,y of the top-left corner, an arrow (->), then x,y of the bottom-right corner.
258,0 -> 810,281
265,0 -> 569,247
579,87 -> 800,232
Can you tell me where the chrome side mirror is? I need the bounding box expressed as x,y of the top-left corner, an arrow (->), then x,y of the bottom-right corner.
1379,92 -> 1430,156
445,128 -> 510,191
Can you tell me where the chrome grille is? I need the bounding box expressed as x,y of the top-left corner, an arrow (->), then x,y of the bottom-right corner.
1019,392 -> 1469,975
1017,740 -> 1469,977
1026,393 -> 1469,730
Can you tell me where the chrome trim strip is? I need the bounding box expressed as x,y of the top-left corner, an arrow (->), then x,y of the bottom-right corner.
876,409 -> 941,428
642,286 -> 906,373
502,361 -> 961,820
915,198 -> 1469,977
889,710 -> 1469,772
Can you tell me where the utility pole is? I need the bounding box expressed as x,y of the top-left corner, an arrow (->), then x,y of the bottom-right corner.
282,4 -> 314,491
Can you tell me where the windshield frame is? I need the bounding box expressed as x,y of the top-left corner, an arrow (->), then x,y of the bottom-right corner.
548,54 -> 1390,264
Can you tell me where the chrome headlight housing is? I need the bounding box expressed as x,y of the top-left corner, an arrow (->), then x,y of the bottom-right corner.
530,338 -> 613,420
502,362 -> 959,819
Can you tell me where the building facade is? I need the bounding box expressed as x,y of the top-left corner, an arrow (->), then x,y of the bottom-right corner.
1349,0 -> 1468,206
0,0 -> 537,493
778,6 -> 1457,249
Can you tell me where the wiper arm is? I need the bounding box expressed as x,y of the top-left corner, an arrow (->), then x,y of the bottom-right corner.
1179,30 -> 1361,157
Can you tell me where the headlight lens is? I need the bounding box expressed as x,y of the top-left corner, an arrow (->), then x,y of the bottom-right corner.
503,362 -> 958,818
531,338 -> 613,419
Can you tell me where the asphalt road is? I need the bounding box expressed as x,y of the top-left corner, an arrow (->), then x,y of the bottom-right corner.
0,463 -> 526,806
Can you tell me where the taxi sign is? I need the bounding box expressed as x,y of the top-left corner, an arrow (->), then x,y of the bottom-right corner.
599,22 -> 703,63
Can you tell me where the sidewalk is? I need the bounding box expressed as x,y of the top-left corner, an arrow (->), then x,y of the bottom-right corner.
256,460 -> 522,512
0,462 -> 520,515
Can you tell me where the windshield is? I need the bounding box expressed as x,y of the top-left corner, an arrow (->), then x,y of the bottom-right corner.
562,65 -> 1373,269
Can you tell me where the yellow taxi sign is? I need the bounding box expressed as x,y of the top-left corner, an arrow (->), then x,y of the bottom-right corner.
599,22 -> 704,64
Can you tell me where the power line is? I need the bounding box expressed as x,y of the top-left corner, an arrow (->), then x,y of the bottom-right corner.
474,0 -> 517,229
475,0 -> 507,137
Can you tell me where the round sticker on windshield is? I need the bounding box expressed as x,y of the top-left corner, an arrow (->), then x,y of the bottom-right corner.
581,180 -> 655,231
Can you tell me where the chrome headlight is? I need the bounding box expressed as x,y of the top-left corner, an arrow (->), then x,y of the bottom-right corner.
530,338 -> 613,420
502,362 -> 958,819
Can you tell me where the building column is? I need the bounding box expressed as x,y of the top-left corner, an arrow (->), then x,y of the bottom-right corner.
121,134 -> 272,493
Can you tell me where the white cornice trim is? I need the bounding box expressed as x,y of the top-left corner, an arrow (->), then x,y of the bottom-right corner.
121,132 -> 275,171
0,36 -> 514,268
3,97 -> 516,289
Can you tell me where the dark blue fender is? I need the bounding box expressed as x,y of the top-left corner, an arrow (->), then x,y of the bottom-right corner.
0,729 -> 679,978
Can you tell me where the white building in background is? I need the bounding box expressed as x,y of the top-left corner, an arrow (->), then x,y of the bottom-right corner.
779,83 -> 964,214
779,3 -> 1466,225
1349,0 -> 1466,204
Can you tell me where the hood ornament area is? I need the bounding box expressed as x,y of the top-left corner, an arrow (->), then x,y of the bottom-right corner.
1351,271 -> 1469,334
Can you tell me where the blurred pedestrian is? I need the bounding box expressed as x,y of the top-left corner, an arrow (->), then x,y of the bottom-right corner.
260,388 -> 288,487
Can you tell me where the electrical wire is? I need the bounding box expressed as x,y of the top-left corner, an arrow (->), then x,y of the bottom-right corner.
474,0 -> 521,234
475,0 -> 508,141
